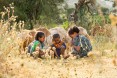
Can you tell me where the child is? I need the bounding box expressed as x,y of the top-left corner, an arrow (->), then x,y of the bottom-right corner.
50,34 -> 69,59
28,32 -> 45,58
68,26 -> 92,58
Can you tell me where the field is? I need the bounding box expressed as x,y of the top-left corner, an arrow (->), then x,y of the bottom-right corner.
0,49 -> 117,78
0,3 -> 117,78
0,27 -> 117,78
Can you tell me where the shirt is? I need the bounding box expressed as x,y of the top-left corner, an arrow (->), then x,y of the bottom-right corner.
72,35 -> 92,52
31,40 -> 45,53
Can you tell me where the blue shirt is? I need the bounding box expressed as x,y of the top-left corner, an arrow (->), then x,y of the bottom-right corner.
72,35 -> 92,52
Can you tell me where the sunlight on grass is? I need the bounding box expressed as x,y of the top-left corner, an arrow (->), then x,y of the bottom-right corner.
0,3 -> 117,78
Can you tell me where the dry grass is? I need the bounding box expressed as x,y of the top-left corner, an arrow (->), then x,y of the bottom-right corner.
0,4 -> 117,78
1,53 -> 117,78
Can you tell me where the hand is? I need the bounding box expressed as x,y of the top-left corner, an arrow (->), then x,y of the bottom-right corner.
34,51 -> 39,54
36,47 -> 39,51
39,50 -> 45,55
53,41 -> 63,48
73,45 -> 76,48
52,47 -> 56,50
55,44 -> 61,48
73,46 -> 80,51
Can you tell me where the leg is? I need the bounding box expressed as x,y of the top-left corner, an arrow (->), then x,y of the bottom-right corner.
61,46 -> 69,59
49,50 -> 55,59
38,50 -> 45,58
71,49 -> 79,56
79,50 -> 88,58
52,47 -> 60,59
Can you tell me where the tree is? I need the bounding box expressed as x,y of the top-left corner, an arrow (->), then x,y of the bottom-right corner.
70,0 -> 97,30
0,0 -> 64,29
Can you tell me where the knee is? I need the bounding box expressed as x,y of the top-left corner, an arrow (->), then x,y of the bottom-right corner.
50,50 -> 54,55
52,47 -> 56,51
61,46 -> 66,51
32,51 -> 39,58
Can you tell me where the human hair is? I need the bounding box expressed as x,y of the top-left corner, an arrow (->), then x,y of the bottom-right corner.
68,26 -> 80,35
72,26 -> 80,33
35,32 -> 45,40
68,28 -> 74,35
53,34 -> 60,40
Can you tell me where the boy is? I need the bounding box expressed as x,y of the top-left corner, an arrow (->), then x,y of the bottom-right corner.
50,34 -> 69,59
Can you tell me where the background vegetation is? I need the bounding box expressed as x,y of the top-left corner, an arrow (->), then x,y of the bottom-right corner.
0,0 -> 113,30
0,0 -> 117,78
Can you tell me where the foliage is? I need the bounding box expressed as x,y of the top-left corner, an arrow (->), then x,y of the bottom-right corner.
76,4 -> 93,31
0,0 -> 64,29
0,3 -> 22,59
62,20 -> 69,29
0,3 -> 117,78
69,0 -> 111,32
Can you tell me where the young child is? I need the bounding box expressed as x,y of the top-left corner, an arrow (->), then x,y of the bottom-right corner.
50,34 -> 69,59
68,26 -> 92,58
29,32 -> 45,58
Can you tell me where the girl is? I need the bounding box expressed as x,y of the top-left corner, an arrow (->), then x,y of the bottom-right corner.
68,26 -> 92,58
29,32 -> 45,58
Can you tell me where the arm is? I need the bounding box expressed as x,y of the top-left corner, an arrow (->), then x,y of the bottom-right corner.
73,37 -> 82,52
52,41 -> 63,48
35,44 -> 40,51
73,45 -> 81,52
51,44 -> 59,58
74,36 -> 89,52
35,44 -> 45,56
52,47 -> 59,58
35,41 -> 43,52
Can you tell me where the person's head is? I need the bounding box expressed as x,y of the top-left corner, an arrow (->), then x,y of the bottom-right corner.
52,34 -> 61,44
35,32 -> 45,42
68,26 -> 80,38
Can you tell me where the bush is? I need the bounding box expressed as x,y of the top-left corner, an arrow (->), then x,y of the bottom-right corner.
0,4 -> 22,61
62,21 -> 69,29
